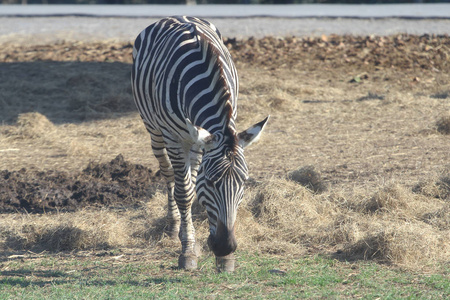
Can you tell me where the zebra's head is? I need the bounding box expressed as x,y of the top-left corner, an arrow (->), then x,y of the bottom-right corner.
187,116 -> 269,257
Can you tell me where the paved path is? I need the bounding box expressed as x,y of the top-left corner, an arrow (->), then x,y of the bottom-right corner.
1,4 -> 449,18
0,4 -> 449,45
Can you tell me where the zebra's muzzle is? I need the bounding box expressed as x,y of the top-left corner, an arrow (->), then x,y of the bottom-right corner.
208,219 -> 237,257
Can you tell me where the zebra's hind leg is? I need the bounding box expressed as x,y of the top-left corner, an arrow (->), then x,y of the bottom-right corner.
166,144 -> 198,270
149,129 -> 180,240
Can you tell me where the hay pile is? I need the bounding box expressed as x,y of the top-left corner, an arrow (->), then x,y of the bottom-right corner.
11,112 -> 56,139
0,210 -> 131,252
235,177 -> 449,269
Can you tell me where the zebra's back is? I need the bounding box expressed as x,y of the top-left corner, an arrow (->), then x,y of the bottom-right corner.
131,16 -> 239,141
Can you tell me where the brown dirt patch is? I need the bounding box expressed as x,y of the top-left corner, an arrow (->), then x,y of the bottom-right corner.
227,34 -> 449,72
0,154 -> 158,213
2,35 -> 449,73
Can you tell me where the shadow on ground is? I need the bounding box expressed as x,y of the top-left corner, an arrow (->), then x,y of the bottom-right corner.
0,61 -> 135,124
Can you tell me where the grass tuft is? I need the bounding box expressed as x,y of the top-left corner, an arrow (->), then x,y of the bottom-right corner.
436,115 -> 450,135
287,165 -> 328,193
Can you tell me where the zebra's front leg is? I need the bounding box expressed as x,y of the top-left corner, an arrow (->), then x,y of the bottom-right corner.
189,144 -> 203,184
167,146 -> 198,270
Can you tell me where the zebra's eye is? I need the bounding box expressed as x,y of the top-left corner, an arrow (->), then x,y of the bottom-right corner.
206,179 -> 215,187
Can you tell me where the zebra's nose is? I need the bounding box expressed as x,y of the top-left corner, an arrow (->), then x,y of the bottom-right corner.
208,219 -> 237,257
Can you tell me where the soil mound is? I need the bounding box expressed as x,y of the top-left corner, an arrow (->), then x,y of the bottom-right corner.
225,34 -> 449,71
0,154 -> 157,213
1,34 -> 448,72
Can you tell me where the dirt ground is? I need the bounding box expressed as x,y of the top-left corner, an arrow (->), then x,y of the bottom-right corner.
1,34 -> 449,204
0,34 -> 449,269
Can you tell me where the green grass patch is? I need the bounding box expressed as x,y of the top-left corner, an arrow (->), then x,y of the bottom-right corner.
0,251 -> 448,299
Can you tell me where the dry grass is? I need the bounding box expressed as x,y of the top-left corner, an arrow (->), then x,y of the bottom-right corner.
1,38 -> 450,271
1,176 -> 448,270
0,210 -> 131,252
0,192 -> 168,252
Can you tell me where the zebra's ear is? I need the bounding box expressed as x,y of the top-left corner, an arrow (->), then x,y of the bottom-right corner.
186,118 -> 216,149
238,116 -> 269,149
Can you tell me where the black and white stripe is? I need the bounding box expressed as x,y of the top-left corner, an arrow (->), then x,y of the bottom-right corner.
131,16 -> 268,270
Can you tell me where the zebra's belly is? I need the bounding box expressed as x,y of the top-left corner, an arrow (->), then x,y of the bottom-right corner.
142,95 -> 193,147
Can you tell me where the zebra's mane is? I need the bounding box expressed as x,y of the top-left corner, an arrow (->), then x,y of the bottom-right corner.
223,100 -> 239,154
194,26 -> 239,154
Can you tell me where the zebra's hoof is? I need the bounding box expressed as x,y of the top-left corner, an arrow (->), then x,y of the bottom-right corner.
178,254 -> 198,270
215,254 -> 235,273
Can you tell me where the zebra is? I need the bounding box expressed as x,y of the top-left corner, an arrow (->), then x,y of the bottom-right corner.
131,16 -> 268,271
